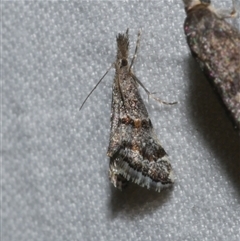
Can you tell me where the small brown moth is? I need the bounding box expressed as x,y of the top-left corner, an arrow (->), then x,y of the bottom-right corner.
183,0 -> 240,129
80,29 -> 175,192
107,30 -> 174,191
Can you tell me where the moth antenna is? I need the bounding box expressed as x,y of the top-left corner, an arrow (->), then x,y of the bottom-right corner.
129,30 -> 141,71
79,64 -> 113,110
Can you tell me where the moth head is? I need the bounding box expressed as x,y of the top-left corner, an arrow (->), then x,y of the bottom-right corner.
116,58 -> 128,69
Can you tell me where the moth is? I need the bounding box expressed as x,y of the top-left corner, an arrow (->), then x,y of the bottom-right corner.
106,29 -> 174,191
183,0 -> 240,129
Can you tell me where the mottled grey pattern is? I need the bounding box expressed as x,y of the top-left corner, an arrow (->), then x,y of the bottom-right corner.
107,30 -> 174,192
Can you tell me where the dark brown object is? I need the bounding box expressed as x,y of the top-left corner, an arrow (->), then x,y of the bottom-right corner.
183,0 -> 240,129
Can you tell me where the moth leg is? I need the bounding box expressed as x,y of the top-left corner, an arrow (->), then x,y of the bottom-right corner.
132,74 -> 177,105
183,0 -> 209,11
213,0 -> 238,19
128,30 -> 177,105
109,159 -> 128,190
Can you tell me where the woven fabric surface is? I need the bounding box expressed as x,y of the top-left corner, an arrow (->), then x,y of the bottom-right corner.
3,1 -> 240,241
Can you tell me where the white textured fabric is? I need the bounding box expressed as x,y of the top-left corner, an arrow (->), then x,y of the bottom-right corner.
3,1 -> 240,241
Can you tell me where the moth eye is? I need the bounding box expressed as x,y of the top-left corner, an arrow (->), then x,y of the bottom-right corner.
121,59 -> 128,67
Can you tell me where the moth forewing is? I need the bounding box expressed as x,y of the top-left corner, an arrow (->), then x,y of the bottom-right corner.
107,30 -> 174,192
